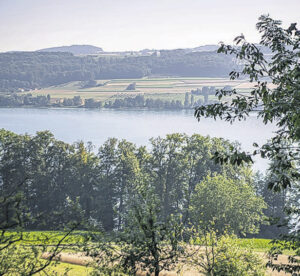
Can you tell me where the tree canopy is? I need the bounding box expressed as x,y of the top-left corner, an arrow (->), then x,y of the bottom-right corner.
194,14 -> 300,273
0,130 -> 267,237
195,15 -> 300,191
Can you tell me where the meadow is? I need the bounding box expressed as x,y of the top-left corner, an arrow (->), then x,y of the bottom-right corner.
10,231 -> 283,276
14,231 -> 275,249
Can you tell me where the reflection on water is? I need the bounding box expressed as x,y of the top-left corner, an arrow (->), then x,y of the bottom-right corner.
0,108 -> 276,171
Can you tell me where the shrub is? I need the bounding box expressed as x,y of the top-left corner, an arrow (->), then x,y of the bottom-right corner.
189,230 -> 266,276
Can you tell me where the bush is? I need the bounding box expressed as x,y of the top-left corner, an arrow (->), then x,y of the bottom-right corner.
189,231 -> 266,276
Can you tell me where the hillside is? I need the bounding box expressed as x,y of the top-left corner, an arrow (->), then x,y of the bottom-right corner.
37,44 -> 103,55
192,44 -> 219,52
0,50 -> 237,92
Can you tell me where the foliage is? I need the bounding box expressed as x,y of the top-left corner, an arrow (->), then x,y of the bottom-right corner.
0,93 -> 200,109
0,93 -> 51,107
190,175 -> 266,236
0,177 -> 80,275
194,15 -> 300,191
253,172 -> 288,238
267,235 -> 300,274
191,86 -> 216,104
194,14 -> 300,273
0,129 -> 271,274
0,130 -> 263,236
189,230 -> 266,276
87,186 -> 186,276
0,229 -> 78,276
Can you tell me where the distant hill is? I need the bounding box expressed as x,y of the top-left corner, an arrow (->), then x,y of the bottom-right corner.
166,45 -> 219,55
0,50 -> 236,92
37,45 -> 103,55
192,45 -> 219,52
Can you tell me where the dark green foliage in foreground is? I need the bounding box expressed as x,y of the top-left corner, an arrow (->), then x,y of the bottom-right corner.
195,15 -> 300,274
0,129 -> 268,237
0,172 -> 81,275
87,186 -> 186,276
195,15 -> 300,191
0,129 -> 287,275
85,184 -> 265,276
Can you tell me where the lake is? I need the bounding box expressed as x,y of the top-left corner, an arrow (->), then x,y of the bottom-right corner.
0,108 -> 276,171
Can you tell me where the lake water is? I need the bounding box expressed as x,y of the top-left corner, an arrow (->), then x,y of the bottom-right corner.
0,108 -> 277,171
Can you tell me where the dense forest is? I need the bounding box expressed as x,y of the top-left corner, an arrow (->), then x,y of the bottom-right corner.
0,129 -> 287,238
0,50 -> 236,92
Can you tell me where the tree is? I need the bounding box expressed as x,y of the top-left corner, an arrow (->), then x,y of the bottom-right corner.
194,14 -> 300,272
126,82 -> 136,91
114,140 -> 141,229
190,175 -> 266,236
202,86 -> 210,104
84,98 -> 102,108
195,15 -> 300,191
184,92 -> 190,108
96,138 -> 119,231
191,94 -> 195,107
253,172 -> 288,238
73,95 -> 83,106
149,134 -> 188,220
70,141 -> 99,220
87,185 -> 186,276
0,135 -> 80,275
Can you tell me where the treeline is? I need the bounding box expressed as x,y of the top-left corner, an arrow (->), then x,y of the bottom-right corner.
104,93 -> 213,109
104,95 -> 191,109
0,93 -> 101,108
0,93 -> 205,109
0,93 -> 51,107
0,92 -> 217,109
0,130 -> 287,238
0,50 -> 236,92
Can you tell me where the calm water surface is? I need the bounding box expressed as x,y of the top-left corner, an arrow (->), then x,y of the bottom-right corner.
0,108 -> 276,171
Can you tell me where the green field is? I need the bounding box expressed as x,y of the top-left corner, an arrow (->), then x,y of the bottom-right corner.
24,77 -> 253,103
13,231 -> 275,249
7,231 -> 278,275
38,237 -> 276,275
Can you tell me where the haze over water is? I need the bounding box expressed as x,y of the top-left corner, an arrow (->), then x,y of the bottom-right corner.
0,108 -> 276,171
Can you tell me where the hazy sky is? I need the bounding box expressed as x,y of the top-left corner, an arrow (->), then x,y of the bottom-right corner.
0,0 -> 299,52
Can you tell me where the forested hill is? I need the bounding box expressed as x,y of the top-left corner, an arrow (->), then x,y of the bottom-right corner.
37,44 -> 104,55
0,50 -> 236,92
